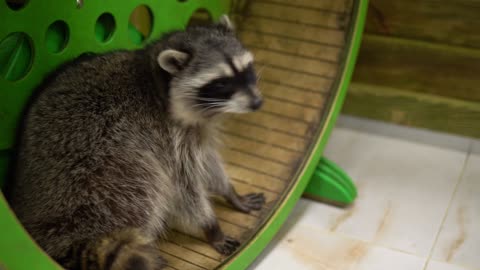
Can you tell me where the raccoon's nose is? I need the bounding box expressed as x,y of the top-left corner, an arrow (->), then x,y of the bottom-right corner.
250,96 -> 263,111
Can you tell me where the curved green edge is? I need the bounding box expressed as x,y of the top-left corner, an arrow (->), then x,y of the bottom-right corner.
221,0 -> 369,269
0,193 -> 61,269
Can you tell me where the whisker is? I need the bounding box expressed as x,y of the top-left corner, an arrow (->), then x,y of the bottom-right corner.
193,97 -> 226,102
192,101 -> 226,107
256,64 -> 266,82
192,103 -> 226,110
197,104 -> 225,114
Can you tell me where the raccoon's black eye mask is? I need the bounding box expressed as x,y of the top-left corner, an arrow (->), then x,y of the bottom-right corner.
197,64 -> 257,102
198,78 -> 235,101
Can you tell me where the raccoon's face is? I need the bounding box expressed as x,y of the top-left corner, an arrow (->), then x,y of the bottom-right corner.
156,15 -> 263,125
194,51 -> 262,114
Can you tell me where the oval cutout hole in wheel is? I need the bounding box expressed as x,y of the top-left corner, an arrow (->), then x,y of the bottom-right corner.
0,32 -> 34,81
128,5 -> 153,45
45,20 -> 69,53
95,13 -> 116,43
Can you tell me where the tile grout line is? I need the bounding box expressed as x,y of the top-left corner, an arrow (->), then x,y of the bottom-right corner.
422,140 -> 474,270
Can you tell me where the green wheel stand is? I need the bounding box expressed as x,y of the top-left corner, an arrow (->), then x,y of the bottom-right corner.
0,0 -> 367,269
305,157 -> 358,206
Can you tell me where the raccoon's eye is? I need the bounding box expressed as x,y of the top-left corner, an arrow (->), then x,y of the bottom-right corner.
247,72 -> 257,83
241,65 -> 257,85
210,82 -> 233,93
212,82 -> 226,89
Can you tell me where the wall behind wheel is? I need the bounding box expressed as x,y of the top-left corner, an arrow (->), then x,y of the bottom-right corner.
344,0 -> 480,138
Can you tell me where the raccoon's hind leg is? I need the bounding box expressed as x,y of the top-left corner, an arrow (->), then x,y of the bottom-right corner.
201,185 -> 265,255
174,182 -> 240,256
59,228 -> 165,270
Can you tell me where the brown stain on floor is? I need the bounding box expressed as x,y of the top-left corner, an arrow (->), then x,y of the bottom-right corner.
374,201 -> 392,241
345,242 -> 368,264
447,206 -> 466,262
285,228 -> 368,270
329,207 -> 355,232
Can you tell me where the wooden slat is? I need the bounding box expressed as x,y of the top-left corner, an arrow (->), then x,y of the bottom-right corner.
259,81 -> 326,108
261,0 -> 352,13
222,149 -> 292,179
215,204 -> 259,229
365,0 -> 480,49
159,251 -> 205,270
240,31 -> 342,62
222,121 -> 307,152
218,220 -> 245,239
159,242 -> 218,269
233,112 -> 311,137
223,134 -> 300,165
227,168 -> 288,194
248,1 -> 345,29
225,163 -> 286,192
262,66 -> 334,93
241,17 -> 345,46
353,34 -> 480,102
262,99 -> 319,123
168,231 -> 222,261
252,48 -> 339,78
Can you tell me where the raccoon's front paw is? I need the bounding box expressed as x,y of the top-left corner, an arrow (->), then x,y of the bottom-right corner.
237,193 -> 265,213
212,236 -> 240,255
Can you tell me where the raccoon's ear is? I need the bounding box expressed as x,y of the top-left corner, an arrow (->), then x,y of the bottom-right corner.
218,14 -> 235,31
157,49 -> 190,74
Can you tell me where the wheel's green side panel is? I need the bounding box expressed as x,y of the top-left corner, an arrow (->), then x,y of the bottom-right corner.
0,1 -> 229,269
222,1 -> 369,268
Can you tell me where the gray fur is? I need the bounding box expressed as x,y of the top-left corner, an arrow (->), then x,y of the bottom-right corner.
9,17 -> 264,268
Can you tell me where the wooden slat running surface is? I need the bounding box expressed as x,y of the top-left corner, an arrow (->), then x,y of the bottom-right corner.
160,0 -> 352,269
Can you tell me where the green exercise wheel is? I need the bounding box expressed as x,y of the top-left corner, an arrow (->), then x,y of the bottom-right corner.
0,0 -> 367,269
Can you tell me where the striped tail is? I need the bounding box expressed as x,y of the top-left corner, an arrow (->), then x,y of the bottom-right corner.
59,229 -> 165,270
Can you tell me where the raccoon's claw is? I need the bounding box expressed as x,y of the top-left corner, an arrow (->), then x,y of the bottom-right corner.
240,193 -> 266,211
226,190 -> 266,213
213,236 -> 240,255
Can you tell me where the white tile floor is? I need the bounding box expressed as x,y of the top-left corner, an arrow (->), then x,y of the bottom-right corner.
248,116 -> 480,270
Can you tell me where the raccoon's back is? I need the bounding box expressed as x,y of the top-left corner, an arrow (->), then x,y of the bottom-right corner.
9,50 -> 162,221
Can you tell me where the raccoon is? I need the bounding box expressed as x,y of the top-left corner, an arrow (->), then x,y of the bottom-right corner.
8,15 -> 265,270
